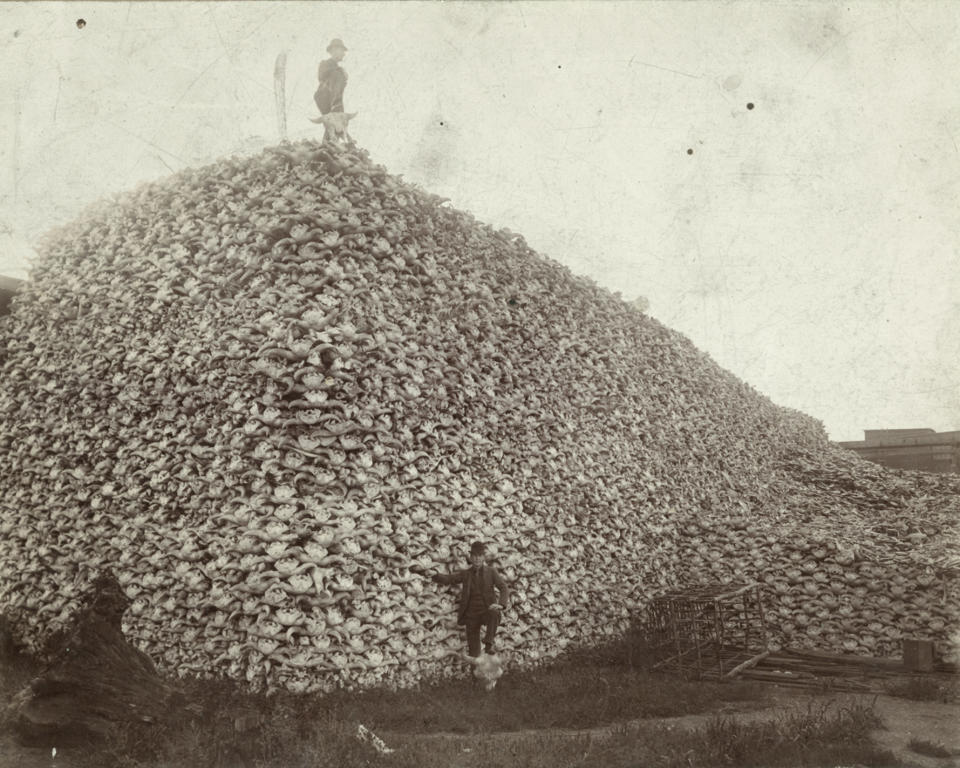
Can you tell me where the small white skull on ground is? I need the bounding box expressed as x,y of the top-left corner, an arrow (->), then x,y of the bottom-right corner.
463,652 -> 505,691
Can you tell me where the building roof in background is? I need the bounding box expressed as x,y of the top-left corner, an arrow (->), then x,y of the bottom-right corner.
864,428 -> 936,441
838,429 -> 960,449
0,275 -> 24,293
0,275 -> 23,316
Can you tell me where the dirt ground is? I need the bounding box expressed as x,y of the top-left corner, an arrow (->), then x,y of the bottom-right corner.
2,686 -> 957,767
867,694 -> 960,768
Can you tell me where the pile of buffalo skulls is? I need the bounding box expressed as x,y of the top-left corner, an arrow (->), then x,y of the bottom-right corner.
0,140 -> 956,694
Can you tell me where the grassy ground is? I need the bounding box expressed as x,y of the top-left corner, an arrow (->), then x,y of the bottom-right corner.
81,697 -> 900,768
884,675 -> 960,704
303,658 -> 768,733
1,643 -> 905,768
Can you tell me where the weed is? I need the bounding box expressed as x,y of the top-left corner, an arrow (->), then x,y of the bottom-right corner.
908,738 -> 952,758
650,699 -> 901,768
885,676 -> 959,703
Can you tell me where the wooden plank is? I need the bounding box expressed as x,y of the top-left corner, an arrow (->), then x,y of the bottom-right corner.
785,648 -> 902,670
724,649 -> 771,679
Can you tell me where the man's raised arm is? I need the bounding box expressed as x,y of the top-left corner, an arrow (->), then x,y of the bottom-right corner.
432,569 -> 466,586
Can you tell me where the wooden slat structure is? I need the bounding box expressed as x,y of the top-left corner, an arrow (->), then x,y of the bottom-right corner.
645,583 -> 769,680
736,647 -> 956,691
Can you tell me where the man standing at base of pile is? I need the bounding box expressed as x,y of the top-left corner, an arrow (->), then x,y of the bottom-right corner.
432,541 -> 510,657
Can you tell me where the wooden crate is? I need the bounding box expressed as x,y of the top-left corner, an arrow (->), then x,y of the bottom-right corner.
644,583 -> 770,679
902,638 -> 935,672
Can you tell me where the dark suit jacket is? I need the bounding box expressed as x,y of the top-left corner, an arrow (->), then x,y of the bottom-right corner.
435,565 -> 510,625
314,59 -> 347,114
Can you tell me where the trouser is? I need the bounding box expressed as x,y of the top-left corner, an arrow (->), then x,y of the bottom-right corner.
464,609 -> 500,657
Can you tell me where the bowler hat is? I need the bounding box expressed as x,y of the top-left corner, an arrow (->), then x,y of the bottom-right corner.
327,38 -> 347,53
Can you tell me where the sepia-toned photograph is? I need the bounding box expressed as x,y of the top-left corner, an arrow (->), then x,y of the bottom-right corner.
0,2 -> 958,766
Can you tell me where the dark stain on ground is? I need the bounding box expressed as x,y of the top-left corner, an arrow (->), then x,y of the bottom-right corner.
76,19 -> 86,29
747,102 -> 755,110
687,148 -> 694,155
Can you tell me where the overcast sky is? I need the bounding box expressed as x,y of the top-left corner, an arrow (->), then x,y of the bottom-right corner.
2,1 -> 958,442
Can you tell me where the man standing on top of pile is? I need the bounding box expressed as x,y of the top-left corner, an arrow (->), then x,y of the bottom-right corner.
314,38 -> 348,115
311,38 -> 355,144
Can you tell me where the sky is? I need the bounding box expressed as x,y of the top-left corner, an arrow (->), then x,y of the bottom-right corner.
1,1 -> 958,442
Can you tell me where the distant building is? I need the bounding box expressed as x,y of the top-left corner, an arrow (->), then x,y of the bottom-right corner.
838,429 -> 960,474
0,275 -> 23,317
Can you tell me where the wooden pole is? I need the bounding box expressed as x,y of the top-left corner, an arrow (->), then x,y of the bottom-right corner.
274,51 -> 288,143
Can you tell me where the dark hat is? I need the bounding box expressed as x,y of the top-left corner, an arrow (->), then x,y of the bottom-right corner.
327,38 -> 347,53
470,541 -> 486,556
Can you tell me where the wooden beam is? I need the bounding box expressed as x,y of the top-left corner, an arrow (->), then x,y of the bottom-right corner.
724,649 -> 771,679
